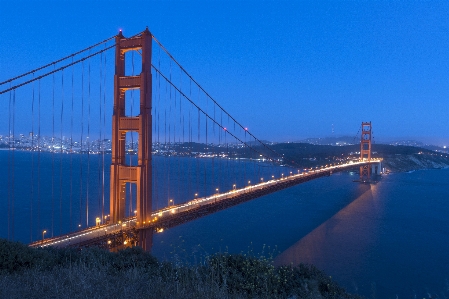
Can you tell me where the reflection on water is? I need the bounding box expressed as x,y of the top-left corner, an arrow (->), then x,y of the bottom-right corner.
274,170 -> 449,298
274,183 -> 383,295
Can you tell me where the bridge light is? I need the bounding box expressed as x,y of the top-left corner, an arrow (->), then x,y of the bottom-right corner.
42,230 -> 47,243
107,240 -> 111,244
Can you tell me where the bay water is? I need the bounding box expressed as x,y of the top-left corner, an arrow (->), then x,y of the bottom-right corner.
1,150 -> 448,298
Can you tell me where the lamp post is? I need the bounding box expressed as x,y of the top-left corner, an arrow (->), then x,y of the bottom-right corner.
168,199 -> 173,207
42,230 -> 47,244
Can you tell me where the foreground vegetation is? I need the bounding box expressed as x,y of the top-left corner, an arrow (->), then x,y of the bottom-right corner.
0,239 -> 363,299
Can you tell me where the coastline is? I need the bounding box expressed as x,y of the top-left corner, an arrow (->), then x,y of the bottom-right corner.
382,153 -> 449,173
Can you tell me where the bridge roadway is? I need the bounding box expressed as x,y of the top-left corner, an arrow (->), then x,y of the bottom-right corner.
30,160 -> 380,249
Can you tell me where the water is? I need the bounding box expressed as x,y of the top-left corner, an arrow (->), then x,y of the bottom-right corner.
1,151 -> 449,298
0,150 -> 288,241
150,168 -> 449,299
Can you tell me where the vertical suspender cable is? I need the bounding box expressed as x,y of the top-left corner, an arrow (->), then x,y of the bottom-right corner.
70,58 -> 74,232
204,100 -> 207,197
30,74 -> 35,242
7,86 -> 11,240
38,80 -> 41,237
168,60 -> 172,206
80,61 -> 84,228
51,69 -> 55,237
188,80 -> 192,201
12,90 -> 15,240
87,55 -> 91,227
59,70 -> 64,235
175,73 -> 180,203
102,48 -> 106,222
98,51 -> 103,222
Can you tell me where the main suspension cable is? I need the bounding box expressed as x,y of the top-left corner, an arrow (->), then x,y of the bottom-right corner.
0,45 -> 115,95
152,64 -> 276,163
0,35 -> 116,86
152,35 -> 282,161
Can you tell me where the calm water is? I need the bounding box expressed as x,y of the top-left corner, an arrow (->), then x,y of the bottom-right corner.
1,151 -> 448,298
151,168 -> 449,299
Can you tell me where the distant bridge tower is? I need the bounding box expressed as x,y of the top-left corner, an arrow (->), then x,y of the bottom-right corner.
110,28 -> 153,251
359,122 -> 372,182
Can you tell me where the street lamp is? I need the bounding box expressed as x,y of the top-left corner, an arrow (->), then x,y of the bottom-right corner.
42,230 -> 47,243
260,177 -> 263,183
194,193 -> 198,200
233,184 -> 236,191
168,199 -> 173,207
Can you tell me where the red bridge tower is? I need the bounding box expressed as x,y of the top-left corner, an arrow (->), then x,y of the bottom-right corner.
360,122 -> 372,182
110,28 -> 153,251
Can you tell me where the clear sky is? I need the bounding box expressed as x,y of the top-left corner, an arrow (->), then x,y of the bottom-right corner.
1,0 -> 448,145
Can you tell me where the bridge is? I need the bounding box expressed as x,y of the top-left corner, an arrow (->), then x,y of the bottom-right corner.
0,28 -> 380,251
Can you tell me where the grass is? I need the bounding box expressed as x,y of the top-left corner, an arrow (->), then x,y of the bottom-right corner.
0,238 -> 364,299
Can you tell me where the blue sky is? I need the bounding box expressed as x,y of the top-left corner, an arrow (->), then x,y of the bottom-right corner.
0,0 -> 448,145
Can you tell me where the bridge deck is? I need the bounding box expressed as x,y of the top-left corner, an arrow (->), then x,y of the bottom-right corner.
30,160 -> 380,249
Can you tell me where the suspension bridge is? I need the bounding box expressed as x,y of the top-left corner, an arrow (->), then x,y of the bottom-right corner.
0,28 -> 380,251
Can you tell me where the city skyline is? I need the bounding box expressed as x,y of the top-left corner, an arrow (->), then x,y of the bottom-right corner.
1,1 -> 448,146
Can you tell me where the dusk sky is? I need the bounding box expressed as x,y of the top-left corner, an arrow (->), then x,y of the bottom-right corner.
1,0 -> 448,145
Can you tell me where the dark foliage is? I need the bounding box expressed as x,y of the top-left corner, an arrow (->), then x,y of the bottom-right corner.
0,239 -> 363,299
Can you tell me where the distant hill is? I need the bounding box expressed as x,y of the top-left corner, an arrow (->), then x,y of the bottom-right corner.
296,136 -> 357,146
244,142 -> 449,171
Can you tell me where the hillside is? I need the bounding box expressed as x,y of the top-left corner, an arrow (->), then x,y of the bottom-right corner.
256,143 -> 449,172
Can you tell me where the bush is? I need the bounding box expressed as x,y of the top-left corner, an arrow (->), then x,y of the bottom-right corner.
0,238 -> 363,299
